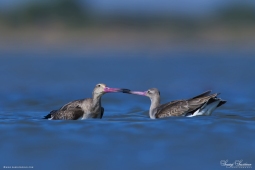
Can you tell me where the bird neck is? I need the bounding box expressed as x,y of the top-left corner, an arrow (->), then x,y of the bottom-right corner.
92,93 -> 102,109
149,96 -> 160,119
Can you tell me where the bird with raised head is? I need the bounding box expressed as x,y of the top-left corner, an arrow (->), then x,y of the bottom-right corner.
44,83 -> 127,120
125,88 -> 226,119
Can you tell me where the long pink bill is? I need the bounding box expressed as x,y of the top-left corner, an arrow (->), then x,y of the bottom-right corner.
104,87 -> 127,93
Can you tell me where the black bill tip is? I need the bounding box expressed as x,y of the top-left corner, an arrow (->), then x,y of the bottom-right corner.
121,89 -> 131,93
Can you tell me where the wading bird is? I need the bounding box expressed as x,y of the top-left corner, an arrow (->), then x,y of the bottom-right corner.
125,88 -> 226,119
44,83 -> 126,120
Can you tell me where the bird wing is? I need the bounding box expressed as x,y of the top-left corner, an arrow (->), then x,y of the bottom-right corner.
188,93 -> 218,109
188,90 -> 211,99
48,99 -> 85,120
59,100 -> 83,111
52,106 -> 84,120
156,93 -> 218,118
156,100 -> 189,118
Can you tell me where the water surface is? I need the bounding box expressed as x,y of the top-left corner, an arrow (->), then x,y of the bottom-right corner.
0,50 -> 254,170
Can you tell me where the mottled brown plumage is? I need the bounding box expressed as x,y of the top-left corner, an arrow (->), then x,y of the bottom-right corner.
44,83 -> 124,120
126,88 -> 226,119
155,93 -> 218,118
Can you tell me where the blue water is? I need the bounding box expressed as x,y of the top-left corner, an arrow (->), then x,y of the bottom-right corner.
0,50 -> 255,170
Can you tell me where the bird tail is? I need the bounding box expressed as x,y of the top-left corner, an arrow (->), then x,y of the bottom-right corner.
217,100 -> 227,107
43,113 -> 52,119
187,97 -> 226,117
43,110 -> 56,119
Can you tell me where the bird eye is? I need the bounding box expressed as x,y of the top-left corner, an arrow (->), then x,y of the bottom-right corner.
148,90 -> 151,94
97,84 -> 101,87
